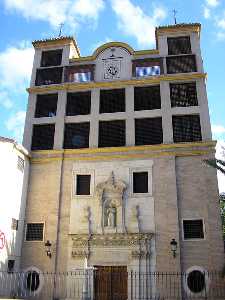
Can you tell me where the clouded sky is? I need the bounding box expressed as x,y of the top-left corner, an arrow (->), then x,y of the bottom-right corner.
0,0 -> 224,189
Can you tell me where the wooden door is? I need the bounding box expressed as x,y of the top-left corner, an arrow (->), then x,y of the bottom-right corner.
94,266 -> 127,300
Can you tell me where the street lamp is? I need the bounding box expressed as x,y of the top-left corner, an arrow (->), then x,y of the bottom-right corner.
170,239 -> 178,258
45,240 -> 52,258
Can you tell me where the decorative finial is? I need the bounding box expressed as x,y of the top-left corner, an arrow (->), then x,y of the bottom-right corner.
58,23 -> 64,37
172,9 -> 178,25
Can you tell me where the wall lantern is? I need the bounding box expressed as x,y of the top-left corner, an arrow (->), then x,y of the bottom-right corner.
170,238 -> 178,258
44,240 -> 52,258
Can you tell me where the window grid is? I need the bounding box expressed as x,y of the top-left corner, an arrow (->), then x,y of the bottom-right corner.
134,85 -> 161,111
166,55 -> 197,74
35,94 -> 58,118
99,120 -> 126,148
41,49 -> 62,67
173,115 -> 202,143
183,219 -> 204,240
66,91 -> 91,116
168,36 -> 192,55
64,122 -> 90,149
170,82 -> 198,107
17,156 -> 25,172
100,89 -> 125,114
31,124 -> 55,150
26,223 -> 44,241
135,118 -> 163,146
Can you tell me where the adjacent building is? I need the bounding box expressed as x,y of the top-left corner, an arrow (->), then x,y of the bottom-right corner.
20,23 -> 224,299
0,137 -> 29,272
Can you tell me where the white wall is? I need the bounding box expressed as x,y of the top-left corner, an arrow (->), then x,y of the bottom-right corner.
0,140 -> 29,271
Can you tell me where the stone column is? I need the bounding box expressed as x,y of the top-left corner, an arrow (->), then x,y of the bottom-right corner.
160,81 -> 173,144
89,88 -> 100,148
54,90 -> 67,149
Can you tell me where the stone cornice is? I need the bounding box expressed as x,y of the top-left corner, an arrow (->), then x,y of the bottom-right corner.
27,73 -> 207,94
30,141 -> 216,164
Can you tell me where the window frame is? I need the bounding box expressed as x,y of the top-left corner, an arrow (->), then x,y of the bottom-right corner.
72,169 -> 95,198
182,218 -> 205,241
167,35 -> 192,56
130,165 -> 153,197
25,222 -> 45,242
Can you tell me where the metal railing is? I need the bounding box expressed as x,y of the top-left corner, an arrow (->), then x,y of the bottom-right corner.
0,270 -> 224,300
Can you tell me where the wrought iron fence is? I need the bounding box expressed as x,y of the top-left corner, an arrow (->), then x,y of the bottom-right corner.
0,269 -> 224,300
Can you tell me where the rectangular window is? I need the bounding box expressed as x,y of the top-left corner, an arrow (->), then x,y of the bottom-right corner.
136,66 -> 160,77
135,118 -> 163,146
166,55 -> 197,74
7,260 -> 15,273
35,67 -> 63,86
11,218 -> 18,230
66,92 -> 91,116
65,65 -> 94,83
35,94 -> 58,118
25,223 -> 44,241
168,36 -> 192,55
64,122 -> 90,149
41,49 -> 63,67
172,115 -> 202,143
132,58 -> 163,77
183,219 -> 204,240
31,124 -> 55,150
134,85 -> 161,111
133,172 -> 148,193
99,120 -> 125,147
17,156 -> 24,172
170,82 -> 198,107
76,175 -> 91,195
100,89 -> 125,113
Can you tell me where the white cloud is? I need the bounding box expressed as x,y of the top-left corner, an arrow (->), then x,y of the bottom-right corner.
217,18 -> 225,30
204,6 -> 211,19
5,111 -> 26,142
206,0 -> 219,7
0,43 -> 34,90
91,37 -> 112,53
0,91 -> 13,109
212,124 -> 225,141
111,0 -> 166,47
3,0 -> 105,30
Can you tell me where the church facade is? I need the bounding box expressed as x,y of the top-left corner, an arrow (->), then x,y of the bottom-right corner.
20,23 -> 224,298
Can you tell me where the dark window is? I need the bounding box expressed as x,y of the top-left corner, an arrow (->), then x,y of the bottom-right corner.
7,260 -> 15,273
168,36 -> 191,55
17,156 -> 25,172
170,83 -> 198,107
134,86 -> 161,111
100,89 -> 125,113
135,118 -> 163,146
64,123 -> 90,149
99,120 -> 125,148
26,223 -> 44,241
25,271 -> 40,292
76,175 -> 91,195
166,55 -> 197,74
133,172 -> 148,193
41,49 -> 62,67
35,67 -> 63,86
31,124 -> 55,150
35,94 -> 58,117
11,218 -> 18,230
173,115 -> 202,143
187,271 -> 206,293
66,92 -> 91,116
183,219 -> 204,239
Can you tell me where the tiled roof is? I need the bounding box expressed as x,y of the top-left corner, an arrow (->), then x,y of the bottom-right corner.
156,23 -> 201,30
32,36 -> 80,56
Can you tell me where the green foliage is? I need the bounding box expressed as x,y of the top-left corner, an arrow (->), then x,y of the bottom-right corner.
203,159 -> 225,175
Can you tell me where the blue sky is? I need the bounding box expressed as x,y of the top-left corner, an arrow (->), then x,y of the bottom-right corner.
0,0 -> 224,188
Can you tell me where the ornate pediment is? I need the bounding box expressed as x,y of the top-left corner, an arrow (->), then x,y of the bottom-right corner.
71,233 -> 153,248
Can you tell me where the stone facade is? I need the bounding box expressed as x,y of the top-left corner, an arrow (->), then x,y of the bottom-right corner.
19,23 -> 224,299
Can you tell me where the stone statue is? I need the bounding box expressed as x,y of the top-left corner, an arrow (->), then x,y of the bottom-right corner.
106,205 -> 116,227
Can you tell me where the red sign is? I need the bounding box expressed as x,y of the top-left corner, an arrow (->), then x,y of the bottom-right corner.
0,230 -> 6,250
